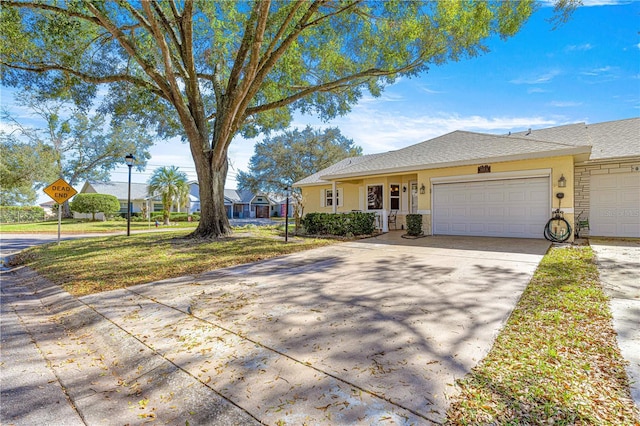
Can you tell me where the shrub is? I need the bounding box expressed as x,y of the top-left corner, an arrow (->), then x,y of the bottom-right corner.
0,206 -> 46,223
150,212 -> 200,222
406,214 -> 423,236
301,212 -> 376,236
70,193 -> 121,221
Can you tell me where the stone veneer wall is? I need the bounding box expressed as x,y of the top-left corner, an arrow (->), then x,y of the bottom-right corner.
574,159 -> 640,237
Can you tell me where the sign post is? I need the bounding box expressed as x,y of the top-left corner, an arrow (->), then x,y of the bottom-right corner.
43,178 -> 78,245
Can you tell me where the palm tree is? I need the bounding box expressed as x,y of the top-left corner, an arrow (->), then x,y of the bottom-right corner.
175,180 -> 191,214
147,166 -> 188,225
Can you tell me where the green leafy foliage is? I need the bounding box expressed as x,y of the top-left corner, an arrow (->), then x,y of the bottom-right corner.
147,166 -> 189,224
0,0 -> 576,237
0,132 -> 57,205
70,193 -> 120,221
302,212 -> 376,236
0,205 -> 45,223
238,126 -> 361,194
150,212 -> 200,223
405,214 -> 423,236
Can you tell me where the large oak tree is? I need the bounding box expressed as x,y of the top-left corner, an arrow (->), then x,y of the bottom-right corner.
0,0 -> 576,237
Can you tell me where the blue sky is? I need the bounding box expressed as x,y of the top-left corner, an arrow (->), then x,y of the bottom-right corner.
2,1 -> 638,195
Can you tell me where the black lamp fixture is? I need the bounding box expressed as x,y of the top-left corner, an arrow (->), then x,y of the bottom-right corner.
420,183 -> 426,194
558,174 -> 566,188
125,154 -> 135,236
402,185 -> 407,193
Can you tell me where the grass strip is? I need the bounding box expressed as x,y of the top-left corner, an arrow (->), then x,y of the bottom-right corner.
446,246 -> 639,425
1,219 -> 198,233
9,228 -> 335,296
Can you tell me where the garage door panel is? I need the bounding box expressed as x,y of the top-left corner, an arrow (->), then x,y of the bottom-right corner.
433,177 -> 549,239
590,172 -> 640,237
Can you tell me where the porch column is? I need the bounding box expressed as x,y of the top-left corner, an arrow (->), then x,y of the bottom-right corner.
332,181 -> 337,214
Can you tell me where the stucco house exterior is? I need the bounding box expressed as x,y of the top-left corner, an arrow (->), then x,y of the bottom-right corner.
294,118 -> 640,240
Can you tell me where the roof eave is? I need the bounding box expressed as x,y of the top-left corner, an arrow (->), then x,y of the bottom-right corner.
322,146 -> 592,181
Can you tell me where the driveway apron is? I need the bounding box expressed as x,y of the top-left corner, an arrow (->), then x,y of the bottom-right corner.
2,234 -> 549,425
590,239 -> 640,409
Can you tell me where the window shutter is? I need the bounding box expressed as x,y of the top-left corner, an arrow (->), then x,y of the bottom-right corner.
337,188 -> 343,207
320,189 -> 325,207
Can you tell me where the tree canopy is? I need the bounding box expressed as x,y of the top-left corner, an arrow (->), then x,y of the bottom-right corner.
0,133 -> 57,205
70,193 -> 120,221
238,126 -> 361,195
1,91 -> 153,212
0,0 -> 577,236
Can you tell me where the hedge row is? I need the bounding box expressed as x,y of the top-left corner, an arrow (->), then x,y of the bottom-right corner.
0,206 -> 46,223
301,212 -> 376,236
149,212 -> 200,222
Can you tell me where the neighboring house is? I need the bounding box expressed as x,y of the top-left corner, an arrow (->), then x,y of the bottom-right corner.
39,200 -> 57,219
74,181 -> 152,220
294,118 -> 640,240
188,182 -> 277,219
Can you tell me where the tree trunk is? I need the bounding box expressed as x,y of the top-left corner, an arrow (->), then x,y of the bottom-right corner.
190,146 -> 232,239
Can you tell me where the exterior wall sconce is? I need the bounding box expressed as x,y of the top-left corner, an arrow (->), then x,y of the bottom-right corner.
558,174 -> 566,188
402,185 -> 407,193
420,183 -> 426,194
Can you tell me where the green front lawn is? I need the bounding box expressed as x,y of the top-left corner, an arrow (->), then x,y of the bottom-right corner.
9,228 -> 335,296
446,246 -> 639,424
1,219 -> 198,233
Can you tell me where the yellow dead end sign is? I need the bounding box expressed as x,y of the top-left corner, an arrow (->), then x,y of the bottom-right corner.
43,178 -> 77,204
43,178 -> 78,244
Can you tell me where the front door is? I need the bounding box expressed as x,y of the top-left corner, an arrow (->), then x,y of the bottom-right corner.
410,181 -> 418,214
255,205 -> 270,218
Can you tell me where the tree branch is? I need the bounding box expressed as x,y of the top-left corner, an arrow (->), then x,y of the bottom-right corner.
0,62 -> 168,99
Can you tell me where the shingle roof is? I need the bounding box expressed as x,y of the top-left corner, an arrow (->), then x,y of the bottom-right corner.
293,153 -> 388,186
511,118 -> 639,159
301,131 -> 588,183
294,118 -> 638,186
83,181 -> 149,200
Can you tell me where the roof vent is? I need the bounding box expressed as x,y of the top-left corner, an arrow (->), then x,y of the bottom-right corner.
525,128 -> 531,136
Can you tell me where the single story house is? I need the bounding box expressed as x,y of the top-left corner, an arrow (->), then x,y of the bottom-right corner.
74,181 -> 152,220
77,181 -> 275,220
294,118 -> 640,240
223,188 -> 278,218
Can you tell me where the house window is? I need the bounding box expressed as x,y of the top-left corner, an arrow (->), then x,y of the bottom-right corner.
153,203 -> 163,212
367,185 -> 383,210
323,188 -> 342,207
390,184 -> 400,210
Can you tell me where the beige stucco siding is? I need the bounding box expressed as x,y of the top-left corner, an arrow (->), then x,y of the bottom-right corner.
301,155 -> 576,237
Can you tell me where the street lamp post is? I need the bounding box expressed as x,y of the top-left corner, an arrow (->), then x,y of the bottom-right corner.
285,186 -> 290,243
125,154 -> 135,236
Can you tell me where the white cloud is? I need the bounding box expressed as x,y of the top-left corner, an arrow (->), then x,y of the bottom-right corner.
580,0 -> 632,6
527,87 -> 549,94
565,43 -> 594,52
293,105 -> 560,155
547,101 -> 583,107
510,69 -> 561,85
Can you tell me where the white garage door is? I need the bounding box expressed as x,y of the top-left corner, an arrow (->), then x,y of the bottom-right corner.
433,177 -> 550,239
590,172 -> 640,237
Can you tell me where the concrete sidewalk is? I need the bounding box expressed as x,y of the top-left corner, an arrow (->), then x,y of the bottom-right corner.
590,239 -> 640,409
1,234 -> 550,425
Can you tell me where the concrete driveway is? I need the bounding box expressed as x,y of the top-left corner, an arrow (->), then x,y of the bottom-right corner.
590,239 -> 640,408
2,234 -> 549,425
